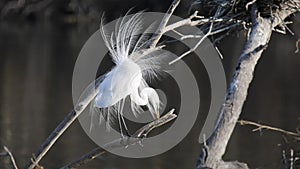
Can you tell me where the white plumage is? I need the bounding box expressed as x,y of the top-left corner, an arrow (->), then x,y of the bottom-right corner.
89,12 -> 168,133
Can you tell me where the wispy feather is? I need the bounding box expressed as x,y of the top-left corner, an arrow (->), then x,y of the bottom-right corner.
90,11 -> 171,134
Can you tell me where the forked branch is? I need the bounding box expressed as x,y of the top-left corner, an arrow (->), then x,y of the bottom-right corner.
2,146 -> 19,169
195,0 -> 300,168
60,109 -> 176,169
239,120 -> 300,140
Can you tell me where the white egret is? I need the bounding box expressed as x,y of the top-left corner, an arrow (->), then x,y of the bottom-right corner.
88,12 -> 169,135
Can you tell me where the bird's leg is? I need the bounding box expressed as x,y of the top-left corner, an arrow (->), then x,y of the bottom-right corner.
120,115 -> 132,137
155,111 -> 160,119
118,99 -> 132,137
117,110 -> 125,138
155,99 -> 160,119
117,100 -> 125,138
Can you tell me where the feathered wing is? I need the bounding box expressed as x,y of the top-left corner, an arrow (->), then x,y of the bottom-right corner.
75,74 -> 105,113
100,11 -> 171,80
89,98 -> 121,132
89,73 -> 129,132
94,11 -> 173,131
100,12 -> 147,65
134,49 -> 172,82
75,74 -> 119,132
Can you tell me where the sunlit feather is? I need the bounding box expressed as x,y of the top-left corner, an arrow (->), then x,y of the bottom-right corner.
89,12 -> 169,134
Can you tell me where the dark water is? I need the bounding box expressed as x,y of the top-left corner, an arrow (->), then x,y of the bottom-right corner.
0,8 -> 300,169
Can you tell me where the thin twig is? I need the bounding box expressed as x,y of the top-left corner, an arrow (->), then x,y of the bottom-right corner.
169,14 -> 215,65
239,120 -> 300,139
245,0 -> 257,10
60,109 -> 177,169
150,0 -> 180,48
171,21 -> 240,41
168,6 -> 228,64
3,146 -> 19,169
162,6 -> 238,35
162,12 -> 213,34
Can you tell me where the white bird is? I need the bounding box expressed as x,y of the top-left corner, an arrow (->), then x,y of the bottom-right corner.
88,12 -> 168,135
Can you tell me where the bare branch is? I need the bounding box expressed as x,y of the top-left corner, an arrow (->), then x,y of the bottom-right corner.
60,109 -> 177,169
150,0 -> 180,48
239,120 -> 300,140
196,0 -> 300,168
25,110 -> 78,169
169,21 -> 214,64
162,11 -> 215,34
245,0 -> 257,10
197,4 -> 271,169
25,85 -> 99,169
3,146 -> 19,169
271,0 -> 300,27
166,6 -> 241,64
170,19 -> 240,41
23,73 -> 102,169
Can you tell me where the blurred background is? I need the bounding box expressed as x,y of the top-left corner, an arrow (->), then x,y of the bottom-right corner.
0,0 -> 299,168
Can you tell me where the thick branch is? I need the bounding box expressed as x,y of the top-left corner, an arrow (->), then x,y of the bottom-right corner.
197,5 -> 272,169
25,110 -> 78,169
196,1 -> 300,168
25,85 -> 98,169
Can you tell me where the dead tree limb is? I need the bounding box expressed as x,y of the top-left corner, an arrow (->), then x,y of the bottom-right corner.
25,85 -> 99,169
195,0 -> 300,168
197,5 -> 271,169
25,110 -> 78,169
239,120 -> 300,140
60,109 -> 176,169
150,0 -> 180,48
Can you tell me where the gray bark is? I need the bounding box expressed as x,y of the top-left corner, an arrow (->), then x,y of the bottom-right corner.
196,1 -> 300,168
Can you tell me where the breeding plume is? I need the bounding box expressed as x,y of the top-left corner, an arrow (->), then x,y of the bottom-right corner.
89,12 -> 168,133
